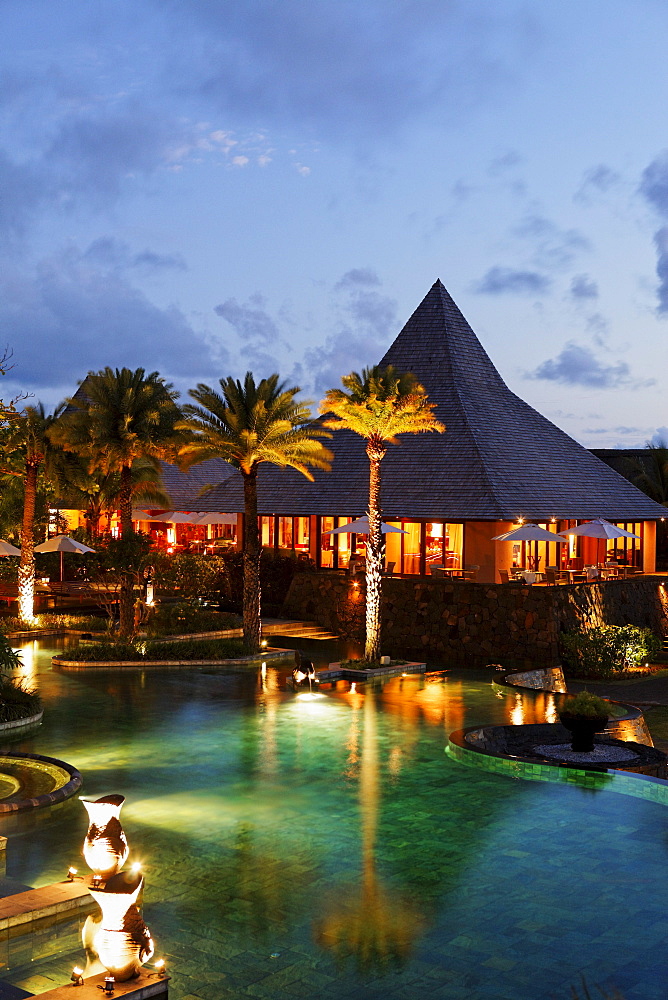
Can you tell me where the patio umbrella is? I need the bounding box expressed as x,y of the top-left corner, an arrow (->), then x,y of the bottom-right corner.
492,525 -> 568,543
322,516 -> 408,535
192,513 -> 238,525
34,534 -> 96,582
153,511 -> 201,524
557,518 -> 640,567
0,540 -> 21,556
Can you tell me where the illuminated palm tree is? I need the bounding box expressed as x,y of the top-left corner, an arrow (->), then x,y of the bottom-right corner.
4,405 -> 58,623
178,372 -> 332,653
320,367 -> 444,661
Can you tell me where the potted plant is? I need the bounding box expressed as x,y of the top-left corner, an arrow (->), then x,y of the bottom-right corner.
558,690 -> 610,753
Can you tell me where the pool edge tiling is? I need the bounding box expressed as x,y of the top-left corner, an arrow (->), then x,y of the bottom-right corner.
448,728 -> 668,806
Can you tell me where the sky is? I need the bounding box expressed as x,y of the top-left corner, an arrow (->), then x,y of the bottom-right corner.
1,0 -> 668,448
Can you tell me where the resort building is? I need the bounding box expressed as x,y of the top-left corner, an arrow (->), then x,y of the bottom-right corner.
135,280 -> 665,584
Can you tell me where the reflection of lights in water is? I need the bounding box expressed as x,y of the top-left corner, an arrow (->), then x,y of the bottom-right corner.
15,640 -> 37,687
510,693 -> 525,726
545,694 -> 557,724
388,746 -> 403,777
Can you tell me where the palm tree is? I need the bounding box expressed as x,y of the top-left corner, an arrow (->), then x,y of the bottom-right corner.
49,451 -> 171,543
50,367 -> 181,536
50,367 -> 181,634
178,372 -> 332,653
625,441 -> 668,506
320,366 -> 444,661
4,405 -> 58,623
626,440 -> 668,570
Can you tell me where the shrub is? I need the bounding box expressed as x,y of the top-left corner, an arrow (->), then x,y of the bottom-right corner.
60,637 -> 248,662
0,634 -> 23,672
1,614 -> 109,633
150,553 -> 228,603
0,677 -> 42,723
145,602 -> 241,637
562,625 -> 661,679
559,690 -> 610,719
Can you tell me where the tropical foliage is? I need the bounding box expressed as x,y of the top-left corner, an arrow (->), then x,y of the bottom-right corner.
320,365 -> 444,660
50,367 -> 181,634
50,366 -> 181,535
562,625 -> 661,678
178,372 -> 332,652
59,637 -> 248,661
3,405 -> 59,623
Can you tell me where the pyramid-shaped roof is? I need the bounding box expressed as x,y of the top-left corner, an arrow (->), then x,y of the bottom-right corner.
163,280 -> 666,520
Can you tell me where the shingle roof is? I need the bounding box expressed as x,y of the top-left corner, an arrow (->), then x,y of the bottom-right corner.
161,280 -> 667,520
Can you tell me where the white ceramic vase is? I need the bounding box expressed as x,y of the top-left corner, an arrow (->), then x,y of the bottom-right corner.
81,794 -> 129,878
89,873 -> 154,982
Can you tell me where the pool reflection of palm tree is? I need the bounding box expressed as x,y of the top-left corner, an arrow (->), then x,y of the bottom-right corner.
314,693 -> 424,971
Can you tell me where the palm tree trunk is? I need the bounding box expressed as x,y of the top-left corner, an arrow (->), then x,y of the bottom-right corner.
365,438 -> 386,661
18,461 -> 39,624
118,465 -> 133,538
242,469 -> 261,653
117,464 -> 135,637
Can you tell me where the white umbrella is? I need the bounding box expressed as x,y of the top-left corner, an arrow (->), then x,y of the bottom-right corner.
557,518 -> 641,568
191,512 -> 238,525
0,539 -> 21,556
131,510 -> 154,520
322,516 -> 408,535
493,525 -> 568,543
34,534 -> 96,582
556,518 -> 640,540
153,511 -> 201,524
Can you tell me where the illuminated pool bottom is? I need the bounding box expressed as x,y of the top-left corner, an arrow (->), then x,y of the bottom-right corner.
1,637 -> 667,1000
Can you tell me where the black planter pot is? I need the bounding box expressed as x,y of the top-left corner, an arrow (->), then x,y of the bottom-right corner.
559,712 -> 609,753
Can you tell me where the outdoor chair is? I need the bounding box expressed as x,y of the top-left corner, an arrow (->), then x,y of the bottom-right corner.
383,561 -> 396,576
462,564 -> 479,581
499,570 -> 510,583
429,563 -> 445,576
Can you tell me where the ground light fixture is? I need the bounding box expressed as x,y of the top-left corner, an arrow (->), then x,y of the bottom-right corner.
70,967 -> 84,985
151,958 -> 167,977
66,866 -> 81,881
100,976 -> 115,994
90,873 -> 104,889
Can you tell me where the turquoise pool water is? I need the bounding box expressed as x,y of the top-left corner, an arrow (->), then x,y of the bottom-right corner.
1,637 -> 667,1000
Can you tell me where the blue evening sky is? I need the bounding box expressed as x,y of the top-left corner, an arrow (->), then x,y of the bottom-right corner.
2,0 -> 668,447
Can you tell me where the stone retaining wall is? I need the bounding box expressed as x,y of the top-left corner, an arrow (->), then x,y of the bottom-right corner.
283,573 -> 668,667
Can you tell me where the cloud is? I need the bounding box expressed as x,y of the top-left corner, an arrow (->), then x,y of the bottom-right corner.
574,164 -> 620,203
651,226 -> 668,313
638,156 -> 668,313
301,272 -> 397,396
651,427 -> 668,446
640,152 -> 668,215
0,150 -> 46,239
175,1 -> 536,143
513,214 -> 590,270
214,293 -> 280,344
570,274 -> 598,301
527,342 -> 654,389
487,150 -> 522,176
474,267 -> 551,296
82,237 -> 187,273
0,247 -> 220,391
47,104 -> 185,204
334,268 -> 381,291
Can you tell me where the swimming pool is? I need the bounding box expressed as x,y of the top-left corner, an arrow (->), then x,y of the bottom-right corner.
1,637 -> 666,1000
